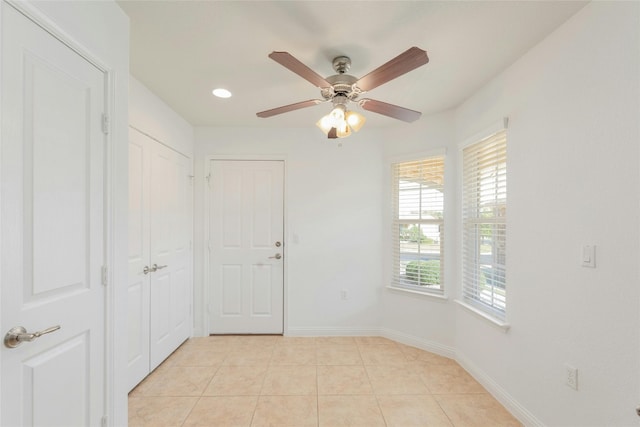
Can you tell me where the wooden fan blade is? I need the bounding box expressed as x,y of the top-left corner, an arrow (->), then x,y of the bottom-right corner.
269,52 -> 331,88
359,99 -> 422,123
356,47 -> 429,92
256,99 -> 323,118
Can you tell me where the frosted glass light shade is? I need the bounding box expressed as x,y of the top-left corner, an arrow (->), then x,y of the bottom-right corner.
316,107 -> 365,138
345,111 -> 366,132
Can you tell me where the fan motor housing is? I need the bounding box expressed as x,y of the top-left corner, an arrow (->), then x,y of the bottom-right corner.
323,74 -> 359,101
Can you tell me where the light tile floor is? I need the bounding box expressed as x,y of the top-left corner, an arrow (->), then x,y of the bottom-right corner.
129,336 -> 522,427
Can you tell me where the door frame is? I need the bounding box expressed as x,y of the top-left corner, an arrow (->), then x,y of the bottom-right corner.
202,155 -> 288,336
0,0 -> 119,423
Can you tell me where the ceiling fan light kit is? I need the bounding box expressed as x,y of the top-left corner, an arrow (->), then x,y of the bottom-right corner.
256,47 -> 429,140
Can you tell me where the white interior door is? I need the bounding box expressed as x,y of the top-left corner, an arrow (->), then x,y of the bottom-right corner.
209,160 -> 284,334
127,129 -> 192,388
1,4 -> 107,426
127,129 -> 151,390
148,140 -> 191,368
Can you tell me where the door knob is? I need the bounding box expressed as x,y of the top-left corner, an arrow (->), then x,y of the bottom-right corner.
4,325 -> 61,348
143,265 -> 151,274
275,241 -> 282,247
269,253 -> 282,260
153,264 -> 167,270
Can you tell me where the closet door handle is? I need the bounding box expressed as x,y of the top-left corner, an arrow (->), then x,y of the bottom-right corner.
153,264 -> 167,271
143,266 -> 151,275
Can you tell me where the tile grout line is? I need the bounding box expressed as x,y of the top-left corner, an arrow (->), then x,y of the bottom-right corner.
359,342 -> 390,426
248,343 -> 275,426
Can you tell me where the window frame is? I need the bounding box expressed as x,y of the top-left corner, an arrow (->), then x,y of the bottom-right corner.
389,153 -> 446,297
459,122 -> 508,324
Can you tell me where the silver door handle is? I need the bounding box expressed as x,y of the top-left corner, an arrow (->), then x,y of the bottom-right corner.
269,254 -> 282,260
153,264 -> 167,270
4,325 -> 61,348
143,265 -> 151,274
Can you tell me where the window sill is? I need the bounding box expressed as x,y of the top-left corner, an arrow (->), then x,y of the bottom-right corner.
386,286 -> 448,301
454,299 -> 511,331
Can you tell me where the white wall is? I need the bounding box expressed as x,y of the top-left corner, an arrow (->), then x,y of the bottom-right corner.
378,111 -> 458,354
193,127 -> 384,337
453,2 -> 640,425
372,2 -> 640,424
2,1 -> 131,425
189,2 -> 640,425
129,76 -> 194,158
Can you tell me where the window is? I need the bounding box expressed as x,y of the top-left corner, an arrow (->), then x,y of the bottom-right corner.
462,129 -> 507,319
391,156 -> 445,294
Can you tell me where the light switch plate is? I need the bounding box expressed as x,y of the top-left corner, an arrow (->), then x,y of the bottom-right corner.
581,245 -> 596,268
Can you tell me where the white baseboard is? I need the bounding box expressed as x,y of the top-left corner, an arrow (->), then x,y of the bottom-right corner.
379,327 -> 456,359
456,352 -> 545,427
191,327 -> 206,337
285,326 -> 381,337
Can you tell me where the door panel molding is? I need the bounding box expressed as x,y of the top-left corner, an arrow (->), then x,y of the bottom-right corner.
201,155 -> 289,336
1,3 -> 110,423
207,159 -> 285,335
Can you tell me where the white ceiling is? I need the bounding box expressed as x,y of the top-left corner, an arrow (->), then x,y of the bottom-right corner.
118,1 -> 587,128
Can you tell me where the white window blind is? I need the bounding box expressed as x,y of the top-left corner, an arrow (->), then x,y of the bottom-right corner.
392,156 -> 444,293
462,129 -> 507,319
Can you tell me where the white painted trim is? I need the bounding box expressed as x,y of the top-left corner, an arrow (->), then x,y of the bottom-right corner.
0,4 -> 5,424
455,299 -> 511,331
456,351 -> 545,427
385,285 -> 448,301
285,327 -> 381,337
458,117 -> 509,149
380,328 -> 456,359
129,125 -> 192,160
203,155 -> 288,336
6,0 -> 110,72
200,157 -> 211,337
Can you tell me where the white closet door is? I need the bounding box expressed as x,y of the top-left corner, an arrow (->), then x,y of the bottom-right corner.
1,4 -> 107,425
127,130 -> 192,388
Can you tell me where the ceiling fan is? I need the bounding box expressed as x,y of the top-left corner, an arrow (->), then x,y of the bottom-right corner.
256,47 -> 429,139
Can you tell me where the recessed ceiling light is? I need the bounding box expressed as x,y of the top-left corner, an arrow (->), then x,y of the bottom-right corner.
212,88 -> 232,98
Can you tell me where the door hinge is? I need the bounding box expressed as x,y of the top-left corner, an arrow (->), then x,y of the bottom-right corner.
101,415 -> 108,427
101,113 -> 110,135
101,265 -> 108,286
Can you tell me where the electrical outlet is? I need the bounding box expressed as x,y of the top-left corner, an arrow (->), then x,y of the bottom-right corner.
565,364 -> 578,390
